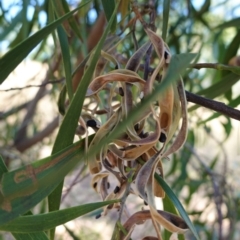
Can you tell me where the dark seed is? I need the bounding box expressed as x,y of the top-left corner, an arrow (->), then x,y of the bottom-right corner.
95,214 -> 101,219
93,182 -> 97,188
119,87 -> 124,96
164,51 -> 168,60
114,186 -> 120,194
86,119 -> 97,128
159,132 -> 167,143
107,182 -> 110,189
144,200 -> 148,206
139,131 -> 149,138
134,123 -> 140,131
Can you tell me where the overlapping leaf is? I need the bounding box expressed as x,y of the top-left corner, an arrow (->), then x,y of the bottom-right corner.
0,200 -> 119,232
0,0 -> 91,84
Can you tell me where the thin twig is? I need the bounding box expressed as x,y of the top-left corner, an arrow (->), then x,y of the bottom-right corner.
61,164 -> 88,203
118,174 -> 133,221
132,19 -> 139,51
189,63 -> 240,73
0,90 -> 50,120
0,79 -> 64,92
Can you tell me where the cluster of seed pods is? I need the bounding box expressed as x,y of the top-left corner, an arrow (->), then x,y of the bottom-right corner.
77,6 -> 189,240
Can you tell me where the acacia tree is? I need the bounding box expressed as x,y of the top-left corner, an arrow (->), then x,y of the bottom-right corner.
0,0 -> 240,239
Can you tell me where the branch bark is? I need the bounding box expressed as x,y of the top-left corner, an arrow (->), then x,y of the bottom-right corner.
14,55 -> 61,147
14,116 -> 59,152
186,91 -> 240,121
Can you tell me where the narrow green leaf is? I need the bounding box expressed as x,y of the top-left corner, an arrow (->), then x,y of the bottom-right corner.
162,0 -> 170,41
0,200 -> 119,232
155,174 -> 200,240
0,0 -> 91,84
0,157 -> 49,239
163,195 -> 185,240
22,0 -> 30,40
64,225 -> 79,240
0,155 -> 8,206
60,0 -> 84,41
101,0 -> 116,32
101,0 -> 115,21
12,232 -> 49,240
0,137 -> 89,199
48,0 -> 58,45
0,137 -> 91,226
0,155 -> 8,178
111,221 -> 127,240
57,25 -> 73,100
215,17 -> 240,29
51,0 -> 84,41
220,65 -> 240,75
0,183 -> 59,226
222,30 -> 240,74
48,4 -> 120,238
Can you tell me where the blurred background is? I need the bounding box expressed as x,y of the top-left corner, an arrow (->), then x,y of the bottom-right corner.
0,0 -> 240,239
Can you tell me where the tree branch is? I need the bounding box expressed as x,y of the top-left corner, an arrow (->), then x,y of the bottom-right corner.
14,55 -> 62,145
189,63 -> 240,74
14,116 -> 59,152
186,91 -> 240,121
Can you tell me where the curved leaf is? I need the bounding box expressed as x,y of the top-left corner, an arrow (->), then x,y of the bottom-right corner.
0,200 -> 119,232
162,0 -> 170,41
57,25 -> 73,100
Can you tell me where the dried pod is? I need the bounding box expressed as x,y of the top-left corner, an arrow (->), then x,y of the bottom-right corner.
118,87 -> 124,96
158,83 -> 174,136
163,78 -> 188,157
114,186 -> 120,194
86,71 -> 145,96
91,172 -> 109,192
88,111 -> 120,174
95,213 -> 101,219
